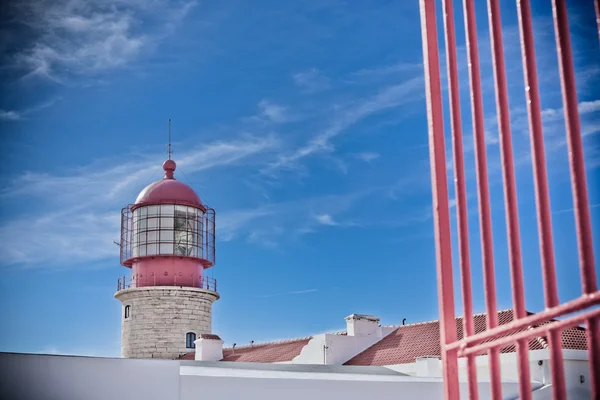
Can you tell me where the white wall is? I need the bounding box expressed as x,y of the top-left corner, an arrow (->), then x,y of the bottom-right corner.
293,327 -> 396,365
2,351 -> 587,400
0,352 -> 179,400
386,350 -> 592,400
179,362 -> 523,400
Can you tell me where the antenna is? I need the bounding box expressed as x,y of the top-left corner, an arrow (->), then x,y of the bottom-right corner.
167,118 -> 172,160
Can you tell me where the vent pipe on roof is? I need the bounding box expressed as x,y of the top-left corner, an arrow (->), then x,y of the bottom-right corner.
403,318 -> 406,325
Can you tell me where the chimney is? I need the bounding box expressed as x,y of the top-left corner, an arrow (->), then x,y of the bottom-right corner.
345,314 -> 380,336
194,334 -> 224,361
415,356 -> 442,377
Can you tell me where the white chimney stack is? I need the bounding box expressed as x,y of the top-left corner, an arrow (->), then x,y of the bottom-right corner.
194,334 -> 224,361
415,356 -> 442,377
345,314 -> 380,337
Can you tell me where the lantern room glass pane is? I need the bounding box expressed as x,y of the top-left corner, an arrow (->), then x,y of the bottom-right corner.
160,230 -> 173,241
146,243 -> 157,255
161,204 -> 174,215
159,243 -> 172,254
174,209 -> 195,256
147,230 -> 158,244
127,204 -> 206,259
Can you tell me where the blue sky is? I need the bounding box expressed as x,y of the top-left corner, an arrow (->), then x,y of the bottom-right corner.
0,0 -> 598,357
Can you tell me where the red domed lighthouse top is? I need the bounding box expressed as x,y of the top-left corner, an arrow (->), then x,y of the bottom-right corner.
134,159 -> 202,209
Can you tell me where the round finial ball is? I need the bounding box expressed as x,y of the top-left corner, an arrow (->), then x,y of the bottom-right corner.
163,159 -> 176,172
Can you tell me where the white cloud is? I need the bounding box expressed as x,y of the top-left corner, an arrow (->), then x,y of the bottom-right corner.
217,190 -> 373,246
0,111 -> 21,121
538,98 -> 600,124
258,100 -> 291,123
293,68 -> 331,93
0,97 -> 62,122
579,100 -> 600,114
0,135 -> 278,266
255,289 -> 318,298
552,203 -> 600,215
267,77 -> 423,171
11,0 -> 198,82
0,211 -> 120,265
484,129 -> 499,145
354,152 -> 380,162
315,214 -> 337,226
349,62 -> 421,78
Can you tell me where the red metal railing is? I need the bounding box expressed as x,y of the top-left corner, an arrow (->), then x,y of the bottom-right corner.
419,0 -> 600,399
116,275 -> 218,292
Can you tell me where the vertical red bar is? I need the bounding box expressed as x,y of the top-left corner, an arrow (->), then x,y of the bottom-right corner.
485,0 -> 532,398
595,0 -> 600,44
547,330 -> 567,396
418,1 -> 459,398
515,1 -> 566,399
550,1 -> 599,396
550,0 -> 598,297
441,0 -> 478,397
462,0 -> 502,397
588,317 -> 600,398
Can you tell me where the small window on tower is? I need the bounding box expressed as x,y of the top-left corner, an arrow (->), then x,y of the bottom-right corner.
186,332 -> 196,348
124,305 -> 131,319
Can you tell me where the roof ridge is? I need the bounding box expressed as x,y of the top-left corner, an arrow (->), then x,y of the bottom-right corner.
225,310 -> 520,351
224,336 -> 312,350
391,309 -> 516,329
528,325 -> 550,349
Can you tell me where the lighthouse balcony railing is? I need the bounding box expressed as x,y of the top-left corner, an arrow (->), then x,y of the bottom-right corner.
116,274 -> 217,292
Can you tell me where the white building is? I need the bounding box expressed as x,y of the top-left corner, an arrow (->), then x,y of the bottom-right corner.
0,158 -> 592,399
0,310 -> 592,399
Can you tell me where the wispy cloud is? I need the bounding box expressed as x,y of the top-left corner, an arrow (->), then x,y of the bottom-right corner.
293,68 -> 330,93
266,77 -> 423,172
578,99 -> 600,115
353,152 -> 380,163
0,135 -> 278,266
536,99 -> 600,126
218,189 -> 375,246
0,211 -> 120,266
0,111 -> 21,121
9,0 -> 197,83
552,203 -> 600,215
257,100 -> 292,123
0,97 -> 62,121
315,214 -> 337,226
349,62 -> 421,79
255,289 -> 318,299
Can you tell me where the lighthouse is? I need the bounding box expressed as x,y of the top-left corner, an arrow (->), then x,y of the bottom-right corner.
115,158 -> 218,359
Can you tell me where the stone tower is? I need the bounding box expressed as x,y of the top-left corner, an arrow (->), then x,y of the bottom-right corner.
115,159 -> 219,359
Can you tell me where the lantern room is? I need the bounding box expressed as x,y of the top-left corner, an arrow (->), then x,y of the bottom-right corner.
119,159 -> 216,289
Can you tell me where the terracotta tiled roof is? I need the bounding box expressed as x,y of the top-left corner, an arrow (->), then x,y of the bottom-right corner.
221,338 -> 312,363
178,310 -> 588,364
179,337 -> 312,362
344,309 -> 588,366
